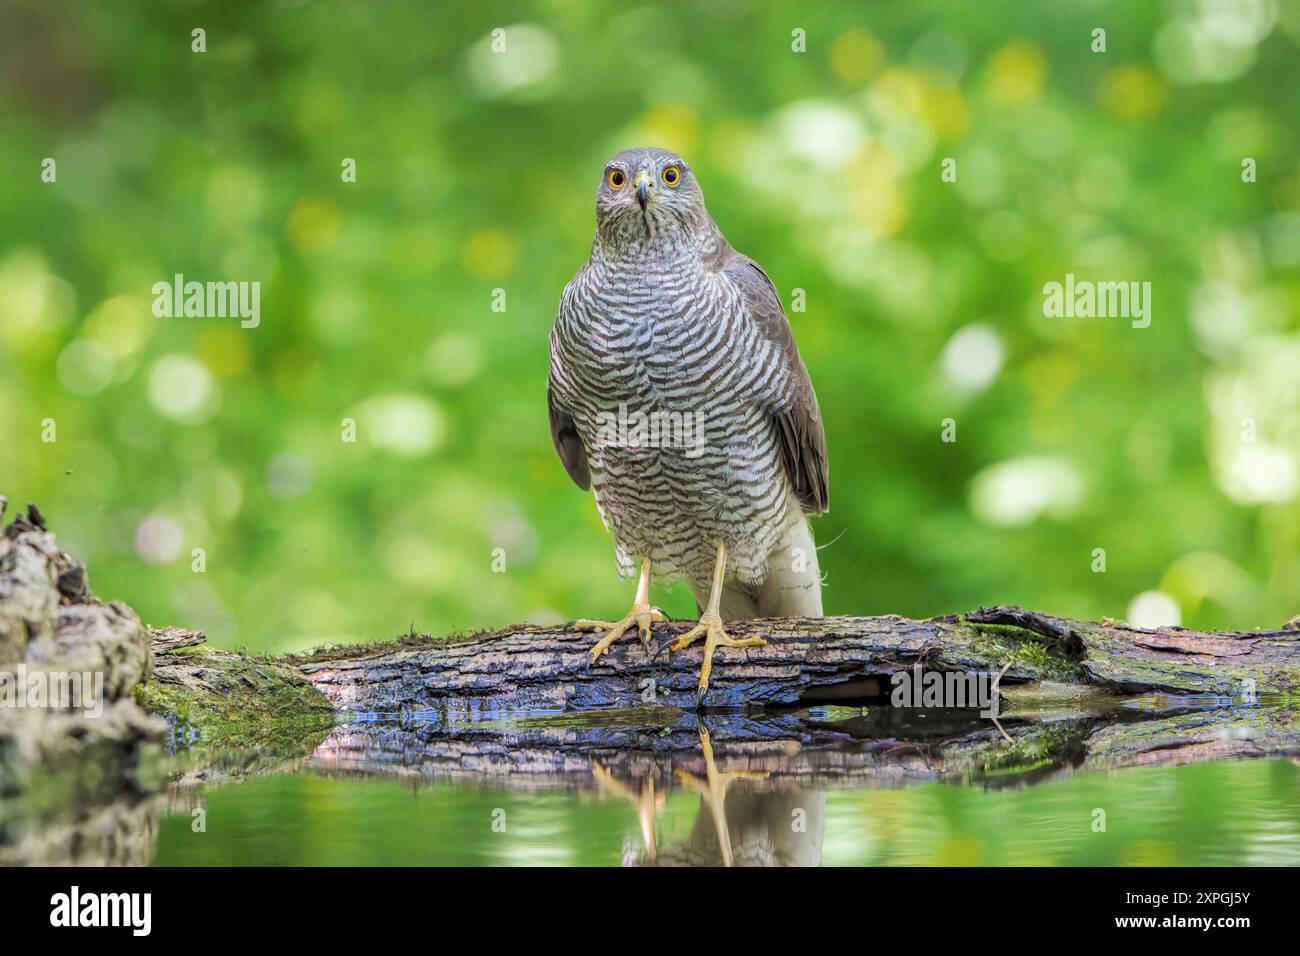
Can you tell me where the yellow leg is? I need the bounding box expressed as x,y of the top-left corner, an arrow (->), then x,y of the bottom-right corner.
572,556 -> 665,664
662,542 -> 766,704
590,763 -> 661,863
674,726 -> 768,866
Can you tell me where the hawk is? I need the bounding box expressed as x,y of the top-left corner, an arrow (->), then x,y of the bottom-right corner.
547,147 -> 829,703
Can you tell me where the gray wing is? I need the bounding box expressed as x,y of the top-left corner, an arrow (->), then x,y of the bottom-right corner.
547,382 -> 589,490
718,249 -> 829,515
547,275 -> 591,491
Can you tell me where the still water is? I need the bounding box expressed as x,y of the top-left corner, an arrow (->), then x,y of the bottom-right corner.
152,758 -> 1300,866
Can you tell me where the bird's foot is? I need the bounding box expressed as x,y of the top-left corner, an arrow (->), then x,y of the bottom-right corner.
572,603 -> 666,667
659,612 -> 766,704
675,729 -> 768,793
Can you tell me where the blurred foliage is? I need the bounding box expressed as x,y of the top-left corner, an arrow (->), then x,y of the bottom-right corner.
2,0 -> 1298,654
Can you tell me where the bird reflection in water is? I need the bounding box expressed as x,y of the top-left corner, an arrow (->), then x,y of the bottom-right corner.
592,726 -> 825,867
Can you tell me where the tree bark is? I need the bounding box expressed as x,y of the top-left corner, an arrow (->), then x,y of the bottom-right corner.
290,606 -> 1300,715
266,607 -> 1300,790
5,495 -> 1300,806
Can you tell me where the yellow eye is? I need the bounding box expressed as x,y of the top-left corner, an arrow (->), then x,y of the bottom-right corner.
661,165 -> 681,187
608,169 -> 626,189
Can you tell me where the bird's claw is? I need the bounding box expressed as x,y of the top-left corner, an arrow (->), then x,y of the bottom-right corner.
656,614 -> 767,707
574,605 -> 665,667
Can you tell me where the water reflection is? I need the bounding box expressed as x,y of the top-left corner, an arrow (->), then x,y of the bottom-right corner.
599,728 -> 826,866
1,793 -> 165,867
4,700 -> 1300,867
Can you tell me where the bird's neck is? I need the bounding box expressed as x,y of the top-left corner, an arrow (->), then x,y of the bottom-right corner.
592,219 -> 724,276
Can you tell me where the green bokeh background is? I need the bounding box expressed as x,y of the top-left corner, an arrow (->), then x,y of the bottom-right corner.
3,0 -> 1298,654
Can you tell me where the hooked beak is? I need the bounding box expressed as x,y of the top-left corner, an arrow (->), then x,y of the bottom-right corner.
635,171 -> 650,212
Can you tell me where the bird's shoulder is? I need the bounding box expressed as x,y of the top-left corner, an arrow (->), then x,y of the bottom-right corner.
706,242 -> 799,375
557,257 -> 595,313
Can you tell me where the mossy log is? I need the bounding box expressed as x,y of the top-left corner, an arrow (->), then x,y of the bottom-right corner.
290,605 -> 1300,715
176,601 -> 1300,792
5,496 -> 1300,807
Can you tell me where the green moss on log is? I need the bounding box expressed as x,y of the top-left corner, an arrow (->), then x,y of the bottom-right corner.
957,619 -> 1083,683
136,647 -> 335,751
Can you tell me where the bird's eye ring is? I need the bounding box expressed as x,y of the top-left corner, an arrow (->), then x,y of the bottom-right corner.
608,169 -> 626,189
661,165 -> 681,187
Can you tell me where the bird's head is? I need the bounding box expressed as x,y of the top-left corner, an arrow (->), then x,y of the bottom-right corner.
594,147 -> 709,249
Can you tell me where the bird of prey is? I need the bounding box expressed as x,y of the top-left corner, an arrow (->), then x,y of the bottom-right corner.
547,146 -> 829,703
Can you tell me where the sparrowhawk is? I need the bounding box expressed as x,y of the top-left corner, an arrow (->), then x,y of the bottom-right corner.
547,146 -> 829,703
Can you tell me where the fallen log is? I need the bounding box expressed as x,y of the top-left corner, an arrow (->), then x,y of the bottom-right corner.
289,606 -> 1300,715
5,496 -> 1300,813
